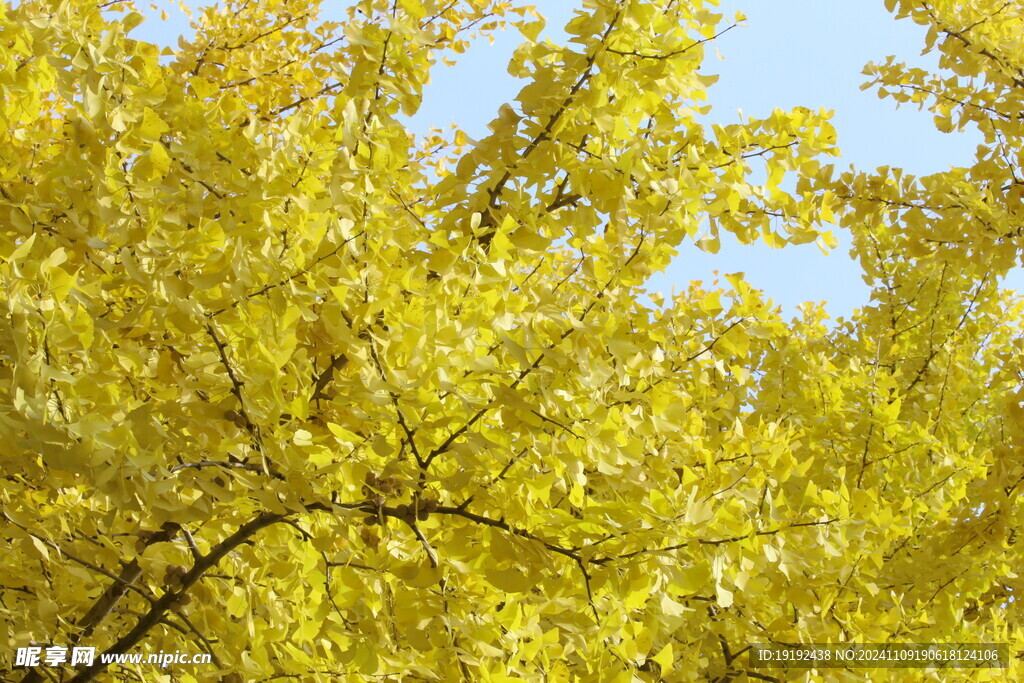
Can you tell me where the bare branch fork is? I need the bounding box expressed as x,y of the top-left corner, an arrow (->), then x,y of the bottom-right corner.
63,511 -> 288,683
13,521 -> 181,683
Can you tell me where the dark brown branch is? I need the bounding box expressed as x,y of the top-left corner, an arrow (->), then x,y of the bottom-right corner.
606,23 -> 737,60
66,512 -> 290,683
590,518 -> 839,565
529,409 -> 583,438
455,448 -> 529,512
684,317 -> 746,362
169,460 -> 265,474
434,506 -> 580,562
165,609 -> 223,668
13,523 -> 179,683
481,9 -> 623,212
425,236 -> 644,468
310,354 -> 349,402
209,232 -> 361,317
204,322 -> 274,474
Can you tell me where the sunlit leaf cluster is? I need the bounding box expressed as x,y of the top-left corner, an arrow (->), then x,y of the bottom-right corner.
1,0 -> 1022,680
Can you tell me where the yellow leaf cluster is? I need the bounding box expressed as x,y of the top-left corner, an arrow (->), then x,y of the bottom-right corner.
1,0 -> 1022,681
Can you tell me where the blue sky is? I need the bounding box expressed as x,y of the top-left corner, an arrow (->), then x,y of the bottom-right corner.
131,0 -> 1019,322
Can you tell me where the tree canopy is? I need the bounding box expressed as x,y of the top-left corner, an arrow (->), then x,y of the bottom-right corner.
1,0 -> 1023,680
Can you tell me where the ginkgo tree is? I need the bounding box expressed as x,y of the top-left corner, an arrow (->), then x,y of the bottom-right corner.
1,0 -> 1022,680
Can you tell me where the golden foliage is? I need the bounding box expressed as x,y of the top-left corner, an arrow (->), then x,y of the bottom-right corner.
1,0 -> 1022,680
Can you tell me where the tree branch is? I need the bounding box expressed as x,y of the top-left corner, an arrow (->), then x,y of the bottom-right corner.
66,512 -> 290,683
